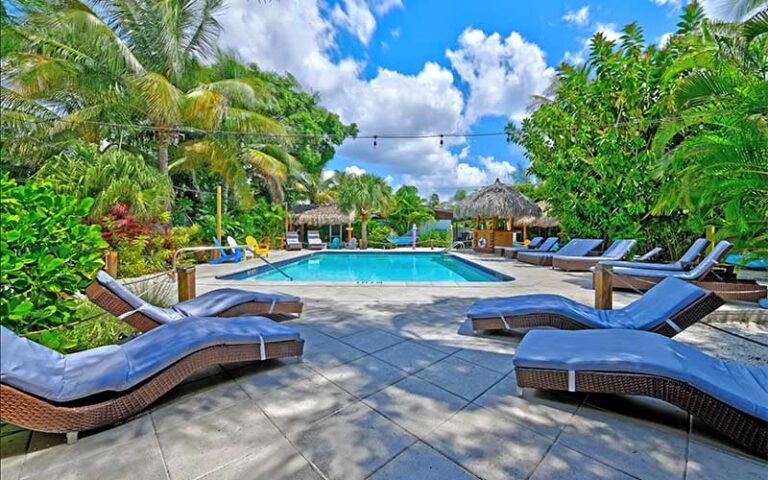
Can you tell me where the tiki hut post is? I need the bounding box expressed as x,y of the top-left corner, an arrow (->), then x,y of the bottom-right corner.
455,179 -> 541,253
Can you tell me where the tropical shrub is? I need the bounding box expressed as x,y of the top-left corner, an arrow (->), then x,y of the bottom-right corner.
387,186 -> 436,235
419,229 -> 452,246
115,225 -> 199,278
0,175 -> 107,334
37,143 -> 174,222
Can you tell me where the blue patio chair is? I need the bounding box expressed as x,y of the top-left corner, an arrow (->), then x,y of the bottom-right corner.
387,228 -> 417,247
504,236 -> 559,259
209,236 -> 242,264
602,238 -> 709,271
513,329 -> 768,455
465,277 -> 722,337
0,317 -> 304,439
551,239 -> 637,271
517,239 -> 603,266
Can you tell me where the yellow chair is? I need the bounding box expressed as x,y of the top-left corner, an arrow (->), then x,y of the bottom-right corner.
246,235 -> 270,257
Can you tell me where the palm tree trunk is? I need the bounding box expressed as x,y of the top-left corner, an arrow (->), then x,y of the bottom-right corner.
157,133 -> 170,176
361,214 -> 369,249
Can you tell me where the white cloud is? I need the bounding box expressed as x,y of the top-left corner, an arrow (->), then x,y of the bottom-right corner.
372,0 -> 404,16
217,1 -> 551,196
563,23 -> 622,64
390,28 -> 401,38
446,28 -> 555,122
344,165 -> 367,176
331,0 -> 377,45
563,6 -> 590,26
650,0 -> 682,6
658,31 -> 674,47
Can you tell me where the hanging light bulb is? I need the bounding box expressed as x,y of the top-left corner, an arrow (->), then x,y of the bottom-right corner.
373,136 -> 378,148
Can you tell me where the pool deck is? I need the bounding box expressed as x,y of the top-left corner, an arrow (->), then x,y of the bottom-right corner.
2,249 -> 766,479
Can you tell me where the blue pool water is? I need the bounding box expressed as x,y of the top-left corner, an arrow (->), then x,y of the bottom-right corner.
222,252 -> 512,282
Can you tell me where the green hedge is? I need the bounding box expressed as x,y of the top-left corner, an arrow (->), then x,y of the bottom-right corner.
0,174 -> 107,334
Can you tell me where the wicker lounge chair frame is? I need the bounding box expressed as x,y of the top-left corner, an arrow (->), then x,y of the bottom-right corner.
469,290 -> 723,337
85,282 -> 304,332
0,340 -> 303,435
611,274 -> 768,303
515,367 -> 768,455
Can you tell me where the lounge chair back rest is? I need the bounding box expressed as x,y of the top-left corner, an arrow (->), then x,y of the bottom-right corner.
285,232 -> 300,243
636,247 -> 663,261
686,241 -> 733,279
95,271 -> 178,324
227,236 -> 241,252
1,326 -> 66,401
527,237 -> 544,248
308,231 -> 320,238
621,277 -> 707,322
603,239 -> 637,259
536,237 -> 559,252
556,239 -> 603,256
679,238 -> 709,265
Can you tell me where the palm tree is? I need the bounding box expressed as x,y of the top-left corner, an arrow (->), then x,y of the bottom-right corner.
2,0 -> 289,181
337,174 -> 393,249
294,172 -> 338,204
653,1 -> 768,257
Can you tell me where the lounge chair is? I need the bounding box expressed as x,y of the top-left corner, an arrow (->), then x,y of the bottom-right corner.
517,239 -> 603,266
504,237 -> 559,259
513,329 -> 768,455
228,236 -> 251,260
601,238 -> 709,271
0,317 -> 304,437
307,230 -> 324,250
285,231 -> 302,251
388,229 -> 416,247
85,271 -> 303,332
246,235 -> 270,257
345,237 -> 358,249
725,254 -> 768,270
466,277 -> 722,337
552,239 -> 636,272
209,237 -> 242,264
632,246 -> 663,262
494,237 -> 543,256
605,241 -> 766,302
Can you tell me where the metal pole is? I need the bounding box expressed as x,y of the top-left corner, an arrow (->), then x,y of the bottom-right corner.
216,185 -> 222,244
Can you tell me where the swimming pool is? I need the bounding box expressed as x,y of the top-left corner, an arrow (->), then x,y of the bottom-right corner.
220,252 -> 513,283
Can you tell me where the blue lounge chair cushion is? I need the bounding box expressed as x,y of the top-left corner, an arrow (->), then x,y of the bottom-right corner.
467,277 -> 707,332
610,241 -> 732,280
0,317 -> 300,403
96,271 -> 299,324
554,239 -> 636,263
507,237 -> 559,254
520,239 -> 603,258
173,288 -> 300,317
725,254 -> 768,270
602,238 -> 709,271
513,329 -> 768,421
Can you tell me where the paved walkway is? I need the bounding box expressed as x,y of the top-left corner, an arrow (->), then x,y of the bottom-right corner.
2,250 -> 766,479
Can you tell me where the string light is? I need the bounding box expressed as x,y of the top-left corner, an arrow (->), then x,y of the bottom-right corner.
4,109 -> 737,143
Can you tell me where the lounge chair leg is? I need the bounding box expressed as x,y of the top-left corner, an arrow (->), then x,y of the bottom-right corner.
515,386 -> 524,397
297,355 -> 303,363
66,432 -> 79,444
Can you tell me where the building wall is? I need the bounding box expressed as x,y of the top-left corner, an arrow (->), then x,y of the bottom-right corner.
419,219 -> 452,234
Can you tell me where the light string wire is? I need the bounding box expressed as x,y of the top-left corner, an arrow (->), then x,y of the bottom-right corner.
1,108 -> 739,141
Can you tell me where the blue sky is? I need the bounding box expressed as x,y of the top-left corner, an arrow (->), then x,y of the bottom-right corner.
217,0 -> 692,198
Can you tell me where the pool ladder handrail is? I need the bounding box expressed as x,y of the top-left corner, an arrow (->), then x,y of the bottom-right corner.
171,245 -> 293,281
445,241 -> 467,252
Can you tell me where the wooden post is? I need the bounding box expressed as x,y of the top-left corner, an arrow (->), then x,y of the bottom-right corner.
523,224 -> 528,244
594,264 -> 613,310
211,186 -> 222,260
705,225 -> 716,254
177,266 -> 196,302
104,251 -> 118,277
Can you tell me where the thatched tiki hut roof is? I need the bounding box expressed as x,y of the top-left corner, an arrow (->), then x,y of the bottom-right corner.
455,179 -> 541,220
294,203 -> 355,226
